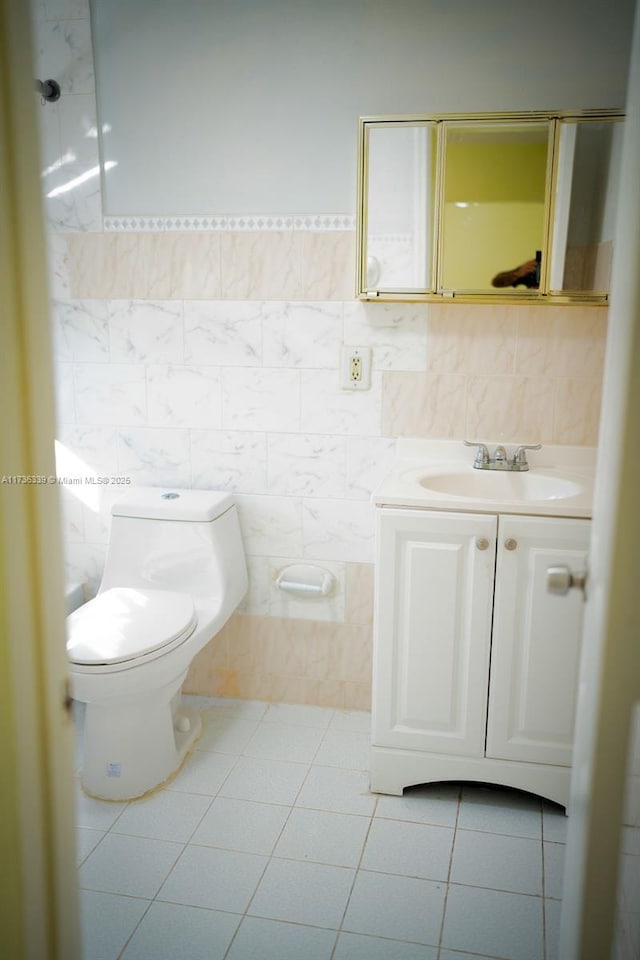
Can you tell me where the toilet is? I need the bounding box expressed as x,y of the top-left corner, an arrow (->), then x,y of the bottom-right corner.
66,486 -> 248,800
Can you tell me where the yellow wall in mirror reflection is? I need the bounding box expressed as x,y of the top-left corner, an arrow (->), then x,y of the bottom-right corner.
442,140 -> 547,290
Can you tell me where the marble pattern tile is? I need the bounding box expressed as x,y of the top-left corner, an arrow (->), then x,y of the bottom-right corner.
67,234 -> 138,298
236,494 -> 303,559
345,563 -> 375,626
73,362 -> 146,425
516,305 -> 607,378
267,433 -> 346,498
45,160 -> 103,233
183,300 -> 261,366
221,232 -> 302,300
381,372 -> 467,438
427,303 -> 517,375
262,301 -> 342,368
238,556 -> 271,615
108,300 -> 184,363
63,541 -> 107,598
59,495 -> 84,542
167,233 -> 221,299
301,232 -> 355,300
55,361 -> 76,424
301,370 -> 382,437
35,19 -> 94,94
303,499 -> 375,563
222,368 -> 301,432
344,301 -> 429,371
190,429 -> 268,494
116,428 -> 192,487
36,99 -> 62,172
345,437 -> 396,500
56,424 -> 120,478
46,234 -> 72,298
467,375 -> 555,443
553,378 -> 602,445
52,299 -> 109,361
146,365 -> 222,429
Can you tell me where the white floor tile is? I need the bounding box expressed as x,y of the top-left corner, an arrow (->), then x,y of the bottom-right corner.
439,952 -> 497,959
248,858 -> 355,929
543,841 -> 566,900
544,897 -> 562,960
76,828 -> 105,865
343,870 -> 445,945
329,710 -> 371,733
313,730 -> 370,770
296,765 -> 376,817
333,932 -> 437,960
451,830 -> 543,895
191,797 -> 290,855
157,844 -> 267,912
243,721 -> 325,763
80,890 -> 149,960
111,790 -> 212,842
78,833 -> 183,899
442,884 -> 544,960
274,808 -> 370,867
361,818 -> 454,881
263,702 -> 335,728
74,782 -> 128,831
196,717 -> 260,754
458,785 -> 543,839
165,749 -> 236,796
220,756 -> 309,805
375,783 -> 460,827
121,901 -> 239,960
227,916 -> 336,960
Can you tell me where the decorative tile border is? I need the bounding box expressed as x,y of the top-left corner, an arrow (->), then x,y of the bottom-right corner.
103,214 -> 356,233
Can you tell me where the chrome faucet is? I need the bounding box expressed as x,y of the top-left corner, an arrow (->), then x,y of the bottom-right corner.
464,441 -> 542,471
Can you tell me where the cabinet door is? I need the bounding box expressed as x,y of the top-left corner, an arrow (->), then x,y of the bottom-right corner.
373,509 -> 497,757
486,515 -> 591,766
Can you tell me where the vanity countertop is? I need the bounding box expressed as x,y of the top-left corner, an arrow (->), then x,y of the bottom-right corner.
373,440 -> 595,519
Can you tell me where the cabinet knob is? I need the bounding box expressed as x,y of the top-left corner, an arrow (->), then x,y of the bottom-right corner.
547,564 -> 588,597
476,537 -> 490,551
504,538 -> 518,551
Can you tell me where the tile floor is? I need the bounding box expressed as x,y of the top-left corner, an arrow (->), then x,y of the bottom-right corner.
74,696 -> 567,960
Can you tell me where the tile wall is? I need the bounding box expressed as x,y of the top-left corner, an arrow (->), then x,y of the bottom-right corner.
34,0 -> 607,710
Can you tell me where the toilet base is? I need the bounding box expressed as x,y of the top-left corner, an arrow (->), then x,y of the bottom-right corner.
79,682 -> 202,801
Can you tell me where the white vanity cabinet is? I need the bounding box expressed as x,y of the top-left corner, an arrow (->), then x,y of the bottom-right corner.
371,507 -> 590,807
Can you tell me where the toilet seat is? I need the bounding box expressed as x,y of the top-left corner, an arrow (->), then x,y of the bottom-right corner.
67,587 -> 197,666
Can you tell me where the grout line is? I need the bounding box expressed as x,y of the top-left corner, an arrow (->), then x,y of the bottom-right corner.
436,782 -> 462,957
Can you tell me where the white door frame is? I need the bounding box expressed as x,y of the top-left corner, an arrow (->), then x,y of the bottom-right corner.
560,1 -> 640,956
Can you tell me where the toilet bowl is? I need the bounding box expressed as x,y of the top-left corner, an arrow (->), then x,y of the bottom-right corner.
66,487 -> 248,800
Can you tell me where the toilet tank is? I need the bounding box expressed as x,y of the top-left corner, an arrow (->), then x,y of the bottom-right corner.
99,487 -> 247,600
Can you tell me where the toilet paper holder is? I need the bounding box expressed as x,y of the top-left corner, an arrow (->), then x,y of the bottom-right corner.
276,564 -> 335,598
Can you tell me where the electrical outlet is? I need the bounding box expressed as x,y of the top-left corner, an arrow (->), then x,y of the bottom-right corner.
341,346 -> 371,390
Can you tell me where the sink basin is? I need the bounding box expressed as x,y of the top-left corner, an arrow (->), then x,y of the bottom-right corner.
418,469 -> 583,502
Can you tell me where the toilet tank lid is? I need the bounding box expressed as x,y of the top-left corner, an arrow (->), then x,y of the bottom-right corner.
111,487 -> 234,522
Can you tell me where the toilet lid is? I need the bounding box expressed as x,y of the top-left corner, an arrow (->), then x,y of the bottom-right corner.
66,588 -> 197,665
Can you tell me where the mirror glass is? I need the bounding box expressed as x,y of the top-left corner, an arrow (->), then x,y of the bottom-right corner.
549,118 -> 624,294
439,121 -> 551,293
364,123 -> 436,292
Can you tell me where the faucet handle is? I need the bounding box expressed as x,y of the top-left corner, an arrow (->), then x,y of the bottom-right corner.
512,443 -> 542,467
463,440 -> 490,467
